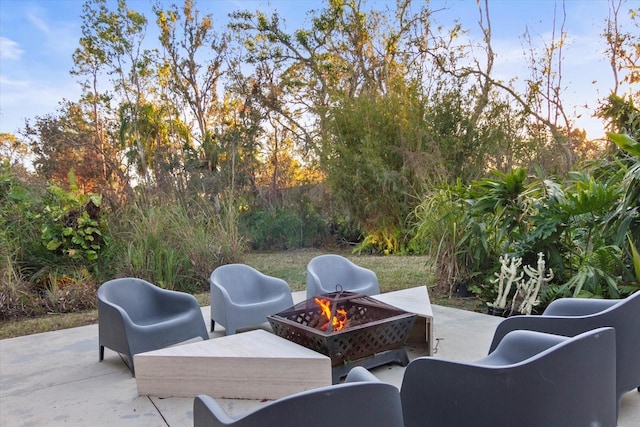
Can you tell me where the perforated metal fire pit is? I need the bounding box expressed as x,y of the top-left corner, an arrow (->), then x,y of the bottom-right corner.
268,291 -> 416,382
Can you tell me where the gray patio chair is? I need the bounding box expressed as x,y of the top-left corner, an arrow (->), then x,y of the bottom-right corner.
306,254 -> 380,299
209,264 -> 293,335
193,366 -> 404,427
401,327 -> 617,427
98,277 -> 209,376
489,290 -> 640,408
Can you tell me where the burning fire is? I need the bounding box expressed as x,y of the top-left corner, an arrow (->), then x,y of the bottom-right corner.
313,297 -> 348,332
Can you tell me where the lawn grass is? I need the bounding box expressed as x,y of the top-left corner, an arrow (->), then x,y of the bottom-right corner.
244,248 -> 434,292
0,249 -> 484,339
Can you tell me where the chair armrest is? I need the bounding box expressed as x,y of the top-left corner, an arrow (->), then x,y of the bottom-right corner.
194,395 -> 237,427
354,264 -> 377,280
543,297 -> 619,316
100,298 -> 134,326
344,366 -> 380,383
143,285 -> 201,317
306,268 -> 325,296
481,330 -> 568,366
210,281 -> 232,302
262,276 -> 293,299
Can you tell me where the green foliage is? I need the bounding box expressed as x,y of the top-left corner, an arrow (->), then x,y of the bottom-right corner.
560,245 -> 622,298
598,93 -> 640,141
40,185 -> 105,262
242,208 -> 303,250
0,164 -> 36,319
2,159 -> 247,318
607,132 -> 640,226
606,132 -> 640,293
322,79 -> 443,253
354,227 -> 403,255
458,169 -> 533,270
1,163 -> 100,318
413,163 -> 638,305
410,183 -> 467,294
608,131 -> 640,157
7,0 -> 640,320
628,234 -> 640,284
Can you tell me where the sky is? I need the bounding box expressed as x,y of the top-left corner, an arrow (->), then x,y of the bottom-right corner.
0,0 -> 635,139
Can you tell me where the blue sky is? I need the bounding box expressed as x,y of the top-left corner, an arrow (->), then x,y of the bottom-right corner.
0,0 -> 633,138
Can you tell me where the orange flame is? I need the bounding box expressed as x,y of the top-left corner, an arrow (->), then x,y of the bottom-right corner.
313,297 -> 348,332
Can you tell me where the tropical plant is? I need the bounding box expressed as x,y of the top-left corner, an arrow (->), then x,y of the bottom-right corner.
456,168 -> 534,287
628,234 -> 640,284
414,158 -> 638,305
606,131 -> 640,293
1,163 -> 102,317
40,186 -> 105,262
607,132 -> 640,229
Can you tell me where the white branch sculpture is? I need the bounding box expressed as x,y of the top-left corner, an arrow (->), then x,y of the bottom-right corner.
490,255 -> 523,310
516,252 -> 554,315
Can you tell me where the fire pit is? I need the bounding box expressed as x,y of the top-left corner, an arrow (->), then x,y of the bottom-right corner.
268,291 -> 417,382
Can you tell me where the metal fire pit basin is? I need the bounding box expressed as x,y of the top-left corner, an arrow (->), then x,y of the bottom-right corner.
267,291 -> 417,366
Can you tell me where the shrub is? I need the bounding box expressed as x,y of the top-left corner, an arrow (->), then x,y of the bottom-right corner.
1,164 -> 101,317
241,201 -> 328,251
410,182 -> 467,295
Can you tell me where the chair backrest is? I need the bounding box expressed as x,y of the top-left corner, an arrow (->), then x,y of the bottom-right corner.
195,381 -> 404,427
210,264 -> 275,302
98,278 -> 159,323
307,255 -> 360,290
480,329 -> 569,366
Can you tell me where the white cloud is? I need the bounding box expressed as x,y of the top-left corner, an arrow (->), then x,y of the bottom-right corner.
0,37 -> 24,60
0,76 -> 82,133
27,10 -> 51,34
0,75 -> 30,88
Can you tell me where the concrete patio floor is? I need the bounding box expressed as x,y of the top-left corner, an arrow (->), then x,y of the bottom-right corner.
1,297 -> 639,426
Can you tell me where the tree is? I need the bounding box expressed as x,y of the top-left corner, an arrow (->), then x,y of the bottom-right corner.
230,0 -> 437,151
24,102 -> 107,193
231,1 -> 447,242
0,133 -> 30,167
603,1 -> 640,94
118,100 -> 190,191
599,1 -> 640,138
154,0 -> 229,155
72,1 -> 112,190
77,0 -> 157,186
425,0 -> 579,172
225,40 -> 323,206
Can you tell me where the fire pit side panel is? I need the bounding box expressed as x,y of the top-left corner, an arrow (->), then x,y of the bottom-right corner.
327,314 -> 416,365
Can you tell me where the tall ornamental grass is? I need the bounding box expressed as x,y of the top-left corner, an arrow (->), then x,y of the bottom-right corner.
108,194 -> 244,293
